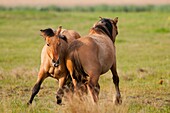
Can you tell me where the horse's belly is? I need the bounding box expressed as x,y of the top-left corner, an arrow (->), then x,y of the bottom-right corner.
100,58 -> 114,74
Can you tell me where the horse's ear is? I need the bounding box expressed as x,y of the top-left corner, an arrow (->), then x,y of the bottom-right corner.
99,16 -> 103,20
113,17 -> 118,24
40,29 -> 46,38
40,28 -> 54,37
56,26 -> 62,35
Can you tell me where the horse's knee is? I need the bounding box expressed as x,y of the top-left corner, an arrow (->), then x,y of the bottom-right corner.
28,82 -> 41,105
111,66 -> 119,85
31,70 -> 47,96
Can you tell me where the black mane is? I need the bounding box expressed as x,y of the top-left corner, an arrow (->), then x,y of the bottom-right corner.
59,35 -> 67,42
95,18 -> 113,39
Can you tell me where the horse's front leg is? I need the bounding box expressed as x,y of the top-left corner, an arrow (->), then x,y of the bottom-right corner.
27,68 -> 48,105
56,76 -> 66,105
110,65 -> 122,105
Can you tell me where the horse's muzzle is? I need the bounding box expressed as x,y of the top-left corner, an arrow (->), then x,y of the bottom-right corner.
52,59 -> 60,67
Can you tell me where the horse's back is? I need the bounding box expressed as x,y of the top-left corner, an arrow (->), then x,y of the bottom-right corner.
67,30 -> 80,39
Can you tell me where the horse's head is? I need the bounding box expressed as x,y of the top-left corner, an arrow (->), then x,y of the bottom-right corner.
91,17 -> 118,43
40,26 -> 67,67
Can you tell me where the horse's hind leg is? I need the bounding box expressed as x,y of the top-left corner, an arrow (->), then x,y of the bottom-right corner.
86,72 -> 100,104
110,65 -> 122,104
27,68 -> 48,105
66,59 -> 78,91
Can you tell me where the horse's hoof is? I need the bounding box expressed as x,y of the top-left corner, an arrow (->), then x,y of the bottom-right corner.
57,102 -> 65,106
27,102 -> 32,106
57,99 -> 62,105
57,102 -> 64,106
114,96 -> 122,105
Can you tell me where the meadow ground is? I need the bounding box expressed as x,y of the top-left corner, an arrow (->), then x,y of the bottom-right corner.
0,10 -> 170,113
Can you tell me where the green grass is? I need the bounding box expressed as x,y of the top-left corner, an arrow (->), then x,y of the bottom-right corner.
0,10 -> 170,113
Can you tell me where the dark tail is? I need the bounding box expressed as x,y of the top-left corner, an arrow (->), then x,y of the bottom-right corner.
71,50 -> 88,83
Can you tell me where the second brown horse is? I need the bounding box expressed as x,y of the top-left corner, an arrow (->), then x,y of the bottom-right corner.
66,17 -> 122,104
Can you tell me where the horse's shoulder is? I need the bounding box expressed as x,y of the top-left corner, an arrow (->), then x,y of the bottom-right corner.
40,45 -> 51,64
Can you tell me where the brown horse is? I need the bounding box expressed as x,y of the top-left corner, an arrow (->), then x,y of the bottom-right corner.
27,26 -> 80,105
66,17 -> 122,104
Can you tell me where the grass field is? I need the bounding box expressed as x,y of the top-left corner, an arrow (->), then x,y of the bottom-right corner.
0,10 -> 170,113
